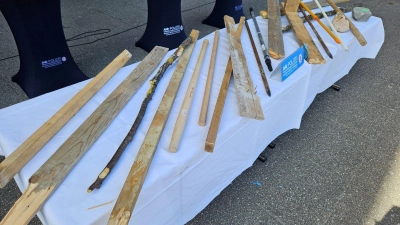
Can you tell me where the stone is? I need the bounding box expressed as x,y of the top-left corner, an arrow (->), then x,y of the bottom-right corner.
332,13 -> 349,33
352,7 -> 372,22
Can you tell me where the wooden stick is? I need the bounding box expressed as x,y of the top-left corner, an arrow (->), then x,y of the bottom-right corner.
312,0 -> 349,51
245,20 -> 272,96
281,7 -> 353,32
0,47 -> 168,225
299,5 -> 333,59
0,50 -> 131,189
205,59 -> 233,153
263,0 -> 350,16
108,30 -> 199,225
302,0 -> 349,10
224,15 -> 264,120
325,0 -> 367,46
199,30 -> 219,127
284,0 -> 325,64
88,35 -> 193,192
299,1 -> 341,44
205,18 -> 245,153
169,39 -> 209,153
268,0 -> 285,59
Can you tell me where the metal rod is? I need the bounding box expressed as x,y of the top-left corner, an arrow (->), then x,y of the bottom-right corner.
249,7 -> 273,71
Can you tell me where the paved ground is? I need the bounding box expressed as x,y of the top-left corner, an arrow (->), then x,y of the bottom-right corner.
0,0 -> 399,224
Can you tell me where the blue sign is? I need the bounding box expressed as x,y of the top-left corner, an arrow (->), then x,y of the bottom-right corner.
270,45 -> 308,82
281,45 -> 307,81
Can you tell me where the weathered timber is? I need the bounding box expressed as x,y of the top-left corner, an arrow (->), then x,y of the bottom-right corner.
281,7 -> 353,32
262,0 -> 350,16
169,39 -> 209,153
0,47 -> 168,225
268,0 -> 285,59
108,30 -> 199,225
302,0 -> 349,11
245,20 -> 272,95
299,5 -> 333,59
0,51 -> 131,189
326,0 -> 367,46
224,15 -> 264,120
88,35 -> 193,192
205,17 -> 245,153
284,0 -> 326,64
199,30 -> 219,127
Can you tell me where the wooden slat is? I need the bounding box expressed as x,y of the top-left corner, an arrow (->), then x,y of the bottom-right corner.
205,58 -> 233,153
271,0 -> 350,15
268,0 -> 285,59
108,30 -> 199,225
304,0 -> 349,11
224,15 -> 264,120
170,39 -> 209,153
0,46 -> 169,225
284,2 -> 326,64
0,50 -> 132,188
285,0 -> 300,12
205,18 -> 245,153
199,30 -> 219,126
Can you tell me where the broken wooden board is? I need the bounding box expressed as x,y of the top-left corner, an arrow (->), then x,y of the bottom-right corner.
0,46 -> 168,225
0,50 -> 131,188
268,0 -> 285,59
108,30 -> 199,225
224,15 -> 264,120
284,0 -> 326,64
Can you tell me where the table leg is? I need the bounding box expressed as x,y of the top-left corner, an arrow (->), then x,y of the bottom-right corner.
203,0 -> 245,28
136,0 -> 187,52
0,0 -> 88,98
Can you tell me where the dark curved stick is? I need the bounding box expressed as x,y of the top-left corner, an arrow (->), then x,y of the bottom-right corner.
88,36 -> 193,192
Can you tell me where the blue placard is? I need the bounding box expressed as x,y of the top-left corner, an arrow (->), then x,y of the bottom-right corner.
280,45 -> 307,81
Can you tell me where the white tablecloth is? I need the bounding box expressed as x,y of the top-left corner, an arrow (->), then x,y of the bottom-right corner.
0,10 -> 384,225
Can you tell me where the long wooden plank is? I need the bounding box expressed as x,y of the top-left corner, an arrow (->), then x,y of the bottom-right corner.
284,1 -> 326,64
268,0 -> 285,59
169,39 -> 209,153
199,30 -> 219,127
205,18 -> 245,153
108,30 -> 199,225
0,50 -> 131,188
0,46 -> 169,225
205,58 -> 233,153
224,15 -> 264,120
